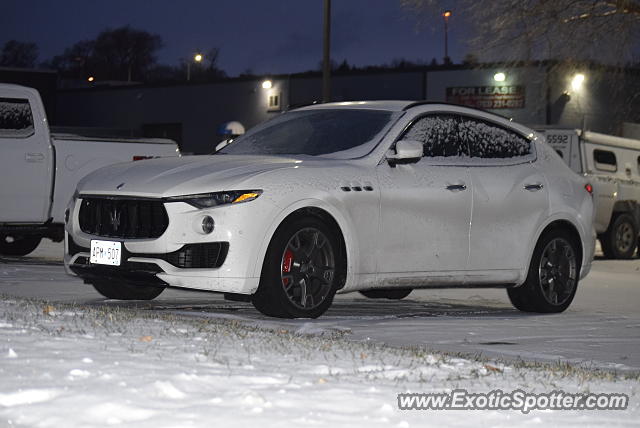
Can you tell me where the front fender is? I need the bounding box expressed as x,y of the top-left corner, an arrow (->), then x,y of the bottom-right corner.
250,197 -> 361,291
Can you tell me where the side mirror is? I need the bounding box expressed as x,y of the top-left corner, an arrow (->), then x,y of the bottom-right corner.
387,139 -> 423,165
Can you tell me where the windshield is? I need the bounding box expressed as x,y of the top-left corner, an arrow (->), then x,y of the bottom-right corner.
219,109 -> 399,159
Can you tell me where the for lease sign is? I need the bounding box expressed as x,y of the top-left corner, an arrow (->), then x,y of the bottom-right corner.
446,86 -> 525,109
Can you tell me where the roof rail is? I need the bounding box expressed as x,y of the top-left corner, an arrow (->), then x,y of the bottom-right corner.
403,100 -> 511,120
286,101 -> 320,111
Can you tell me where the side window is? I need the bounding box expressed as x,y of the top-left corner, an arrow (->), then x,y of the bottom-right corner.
458,116 -> 532,159
0,98 -> 34,138
593,149 -> 617,172
403,114 -> 468,158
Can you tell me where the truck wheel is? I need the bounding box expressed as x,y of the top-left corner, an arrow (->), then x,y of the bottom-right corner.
91,281 -> 165,300
507,229 -> 580,313
0,235 -> 42,256
601,213 -> 637,259
252,217 -> 341,318
359,289 -> 412,300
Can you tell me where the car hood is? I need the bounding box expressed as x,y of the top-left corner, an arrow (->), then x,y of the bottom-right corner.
77,155 -> 307,197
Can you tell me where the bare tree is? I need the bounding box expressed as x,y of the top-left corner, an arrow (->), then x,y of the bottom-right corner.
401,0 -> 640,64
92,26 -> 163,81
0,40 -> 38,68
401,0 -> 640,130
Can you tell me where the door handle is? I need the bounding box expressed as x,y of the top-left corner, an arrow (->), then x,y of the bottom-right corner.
524,183 -> 544,191
25,152 -> 45,162
446,183 -> 467,191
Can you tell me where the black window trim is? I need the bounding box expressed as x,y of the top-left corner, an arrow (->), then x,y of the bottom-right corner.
593,149 -> 618,172
0,97 -> 36,139
388,110 -> 537,167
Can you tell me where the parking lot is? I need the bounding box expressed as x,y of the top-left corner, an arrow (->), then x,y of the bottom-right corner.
2,240 -> 638,373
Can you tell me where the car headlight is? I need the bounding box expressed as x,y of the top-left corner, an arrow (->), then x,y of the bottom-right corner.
167,190 -> 262,208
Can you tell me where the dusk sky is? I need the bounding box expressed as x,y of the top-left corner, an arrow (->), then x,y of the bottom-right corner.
2,0 -> 463,76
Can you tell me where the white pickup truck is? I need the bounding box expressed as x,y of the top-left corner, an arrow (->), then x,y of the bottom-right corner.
537,127 -> 640,259
0,84 -> 180,256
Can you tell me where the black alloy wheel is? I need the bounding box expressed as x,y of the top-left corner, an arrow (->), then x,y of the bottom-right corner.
252,217 -> 341,318
508,229 -> 580,313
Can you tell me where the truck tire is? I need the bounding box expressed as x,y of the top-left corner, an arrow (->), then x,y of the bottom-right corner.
601,213 -> 637,259
0,235 -> 42,256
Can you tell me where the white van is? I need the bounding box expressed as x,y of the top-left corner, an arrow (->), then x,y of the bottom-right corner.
538,128 -> 640,259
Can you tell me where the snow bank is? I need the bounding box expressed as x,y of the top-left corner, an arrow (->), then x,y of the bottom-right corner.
0,297 -> 637,427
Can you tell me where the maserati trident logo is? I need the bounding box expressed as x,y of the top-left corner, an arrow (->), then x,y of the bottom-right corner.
110,209 -> 121,230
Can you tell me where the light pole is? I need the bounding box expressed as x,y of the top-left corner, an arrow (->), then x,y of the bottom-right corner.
322,0 -> 331,103
187,53 -> 203,82
442,10 -> 452,65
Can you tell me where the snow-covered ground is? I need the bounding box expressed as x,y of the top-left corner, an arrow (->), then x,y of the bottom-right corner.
2,240 -> 639,372
0,297 -> 638,427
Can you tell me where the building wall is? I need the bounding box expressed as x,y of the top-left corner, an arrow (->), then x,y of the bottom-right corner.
290,72 -> 425,105
426,66 -> 548,125
55,66 -> 639,154
57,79 -> 289,154
548,69 -> 640,135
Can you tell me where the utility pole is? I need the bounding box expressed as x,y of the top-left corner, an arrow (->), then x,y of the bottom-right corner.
322,0 -> 331,103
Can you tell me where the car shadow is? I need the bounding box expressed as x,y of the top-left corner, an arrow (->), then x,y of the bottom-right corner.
85,294 -> 535,326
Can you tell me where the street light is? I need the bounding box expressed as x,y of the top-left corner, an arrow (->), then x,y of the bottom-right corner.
571,73 -> 585,91
261,80 -> 273,89
187,53 -> 203,82
442,10 -> 452,64
493,72 -> 506,82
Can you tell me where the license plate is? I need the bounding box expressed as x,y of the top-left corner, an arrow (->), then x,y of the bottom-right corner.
90,240 -> 122,266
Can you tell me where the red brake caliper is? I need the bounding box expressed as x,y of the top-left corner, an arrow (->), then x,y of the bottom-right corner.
282,249 -> 294,286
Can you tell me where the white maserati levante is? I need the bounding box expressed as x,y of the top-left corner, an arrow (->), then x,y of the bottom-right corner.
65,101 -> 595,318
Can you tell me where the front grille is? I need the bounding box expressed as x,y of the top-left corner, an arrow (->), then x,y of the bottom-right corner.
78,197 -> 169,239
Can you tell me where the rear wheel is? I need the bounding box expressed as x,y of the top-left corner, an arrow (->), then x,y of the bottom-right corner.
0,234 -> 42,256
601,213 -> 637,259
252,217 -> 341,318
359,289 -> 412,300
507,229 -> 580,313
91,281 -> 165,300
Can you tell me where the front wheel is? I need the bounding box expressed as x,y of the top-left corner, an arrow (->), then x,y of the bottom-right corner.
92,281 -> 165,300
0,235 -> 42,256
252,217 -> 341,318
507,229 -> 580,313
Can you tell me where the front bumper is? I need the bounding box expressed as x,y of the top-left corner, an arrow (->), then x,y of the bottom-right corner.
65,197 -> 280,295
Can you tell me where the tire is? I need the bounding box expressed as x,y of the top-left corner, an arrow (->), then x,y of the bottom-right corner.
507,229 -> 580,313
359,289 -> 412,300
91,281 -> 165,300
0,234 -> 42,256
252,217 -> 342,318
601,213 -> 637,259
